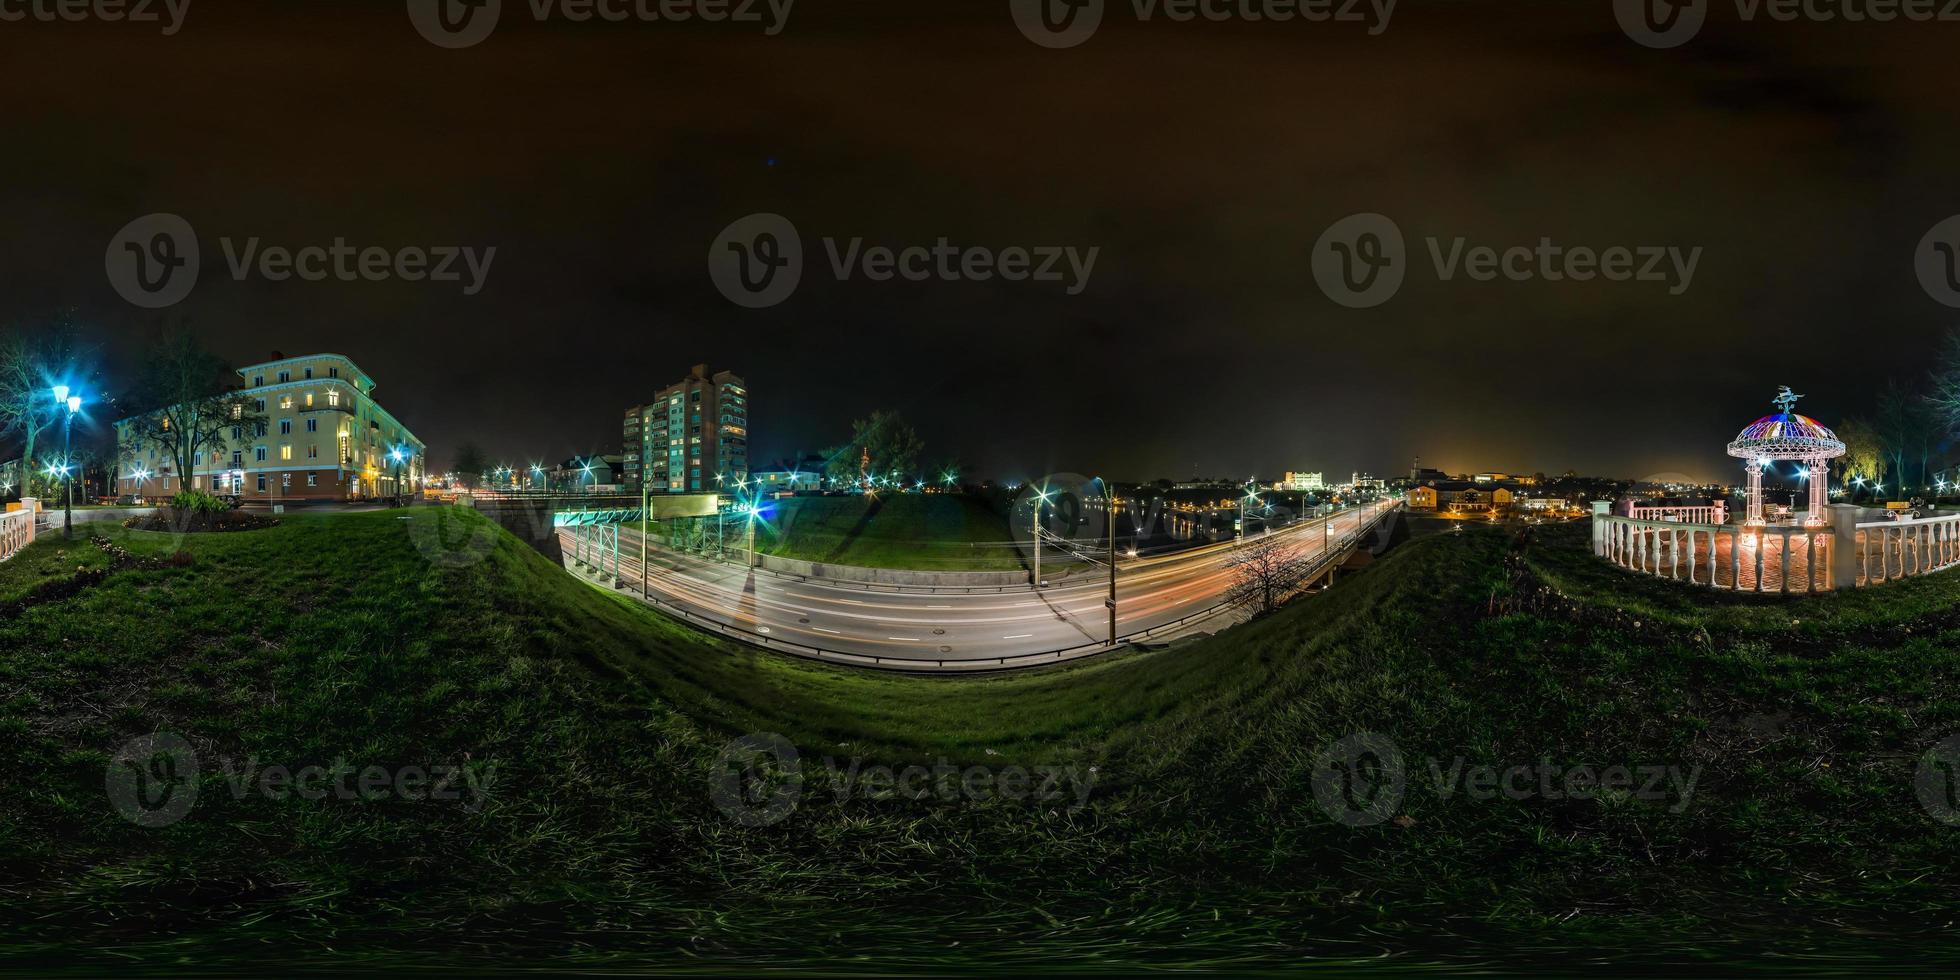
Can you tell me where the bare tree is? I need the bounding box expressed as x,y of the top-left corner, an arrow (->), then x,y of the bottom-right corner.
0,314 -> 90,497
119,330 -> 264,496
1223,534 -> 1315,617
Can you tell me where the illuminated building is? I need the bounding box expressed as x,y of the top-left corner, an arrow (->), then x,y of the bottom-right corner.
116,353 -> 424,503
625,364 -> 748,493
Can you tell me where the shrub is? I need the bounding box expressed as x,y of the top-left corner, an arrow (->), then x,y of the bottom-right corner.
169,490 -> 231,515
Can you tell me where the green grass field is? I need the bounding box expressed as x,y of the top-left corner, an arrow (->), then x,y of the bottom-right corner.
752,493 -> 1025,570
1,510 -> 1956,970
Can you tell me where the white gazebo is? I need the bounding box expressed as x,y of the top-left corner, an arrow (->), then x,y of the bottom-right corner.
1725,387 -> 1844,527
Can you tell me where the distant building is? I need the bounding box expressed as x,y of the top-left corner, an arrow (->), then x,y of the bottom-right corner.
754,453 -> 829,494
625,364 -> 749,493
1281,471 -> 1324,491
116,352 -> 424,503
551,454 -> 624,492
1408,485 -> 1438,509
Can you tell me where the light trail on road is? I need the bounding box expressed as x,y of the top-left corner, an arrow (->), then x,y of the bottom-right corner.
560,500 -> 1397,667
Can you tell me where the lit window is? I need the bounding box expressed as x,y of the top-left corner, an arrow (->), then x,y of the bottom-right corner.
280,445 -> 293,461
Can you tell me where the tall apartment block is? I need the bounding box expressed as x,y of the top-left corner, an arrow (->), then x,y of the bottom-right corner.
625,365 -> 748,493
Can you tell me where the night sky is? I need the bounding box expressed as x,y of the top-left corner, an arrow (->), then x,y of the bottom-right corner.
4,1 -> 1959,484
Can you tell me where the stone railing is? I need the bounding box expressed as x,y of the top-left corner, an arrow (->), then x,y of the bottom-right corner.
1,498 -> 38,564
1592,501 -> 1960,594
1593,509 -> 1834,594
1625,503 -> 1726,524
1852,511 -> 1960,587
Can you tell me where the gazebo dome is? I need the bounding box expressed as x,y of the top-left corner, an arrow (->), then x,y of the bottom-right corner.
1726,388 -> 1845,461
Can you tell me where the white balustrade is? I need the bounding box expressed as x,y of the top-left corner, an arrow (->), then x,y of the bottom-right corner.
1852,511 -> 1960,587
1592,510 -> 1833,594
0,503 -> 35,564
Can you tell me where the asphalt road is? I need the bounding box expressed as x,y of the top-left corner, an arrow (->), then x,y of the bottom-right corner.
563,500 -> 1397,666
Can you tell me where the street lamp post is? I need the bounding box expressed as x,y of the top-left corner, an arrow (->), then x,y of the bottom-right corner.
1106,480 -> 1117,646
53,386 -> 80,540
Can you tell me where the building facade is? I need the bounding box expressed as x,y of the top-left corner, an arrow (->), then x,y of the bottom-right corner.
1280,471 -> 1324,491
626,364 -> 749,493
117,353 -> 425,504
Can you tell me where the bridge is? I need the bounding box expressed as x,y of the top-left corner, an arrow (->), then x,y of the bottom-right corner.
547,496 -> 1402,672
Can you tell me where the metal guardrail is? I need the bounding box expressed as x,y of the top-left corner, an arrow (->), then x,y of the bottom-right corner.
566,499 -> 1399,673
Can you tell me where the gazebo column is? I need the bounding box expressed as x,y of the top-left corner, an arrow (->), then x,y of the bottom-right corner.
1806,461 -> 1828,526
1745,458 -> 1765,526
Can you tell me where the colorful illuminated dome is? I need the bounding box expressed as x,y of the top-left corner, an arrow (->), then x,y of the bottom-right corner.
1726,387 -> 1846,461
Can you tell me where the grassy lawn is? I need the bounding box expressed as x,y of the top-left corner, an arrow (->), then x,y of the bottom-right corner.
0,510 -> 1956,969
751,493 -> 1025,570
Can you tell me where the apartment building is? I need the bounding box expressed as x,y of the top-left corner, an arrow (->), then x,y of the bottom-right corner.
117,352 -> 425,503
625,364 -> 748,493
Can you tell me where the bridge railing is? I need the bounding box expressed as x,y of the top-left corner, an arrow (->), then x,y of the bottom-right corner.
566,498 -> 1400,673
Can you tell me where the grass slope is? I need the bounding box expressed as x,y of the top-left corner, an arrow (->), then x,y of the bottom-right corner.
0,511 -> 1954,970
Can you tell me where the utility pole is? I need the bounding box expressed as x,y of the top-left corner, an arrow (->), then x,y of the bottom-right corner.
1031,492 -> 1041,589
640,477 -> 650,600
1106,486 -> 1117,645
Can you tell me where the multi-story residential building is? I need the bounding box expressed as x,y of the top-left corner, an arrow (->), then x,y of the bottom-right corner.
626,364 -> 748,493
621,405 -> 646,489
116,352 -> 425,504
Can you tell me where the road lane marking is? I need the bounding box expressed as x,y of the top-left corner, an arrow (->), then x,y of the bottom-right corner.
1003,633 -> 1033,639
888,636 -> 921,641
812,627 -> 842,634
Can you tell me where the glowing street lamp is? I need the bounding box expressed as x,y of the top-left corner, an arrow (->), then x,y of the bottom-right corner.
52,385 -> 82,539
1031,484 -> 1055,588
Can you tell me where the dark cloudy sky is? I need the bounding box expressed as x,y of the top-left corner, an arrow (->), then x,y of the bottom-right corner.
3,0 -> 1958,483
